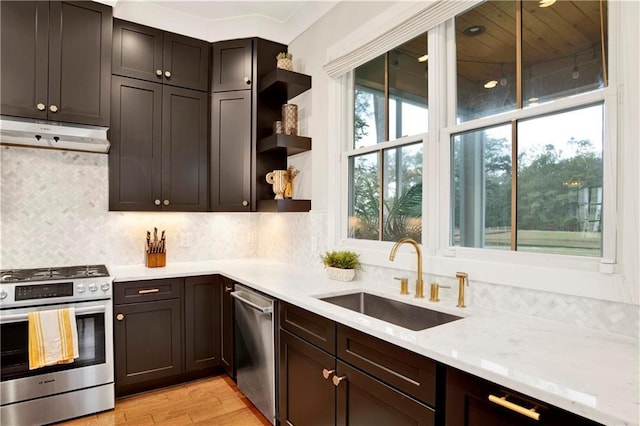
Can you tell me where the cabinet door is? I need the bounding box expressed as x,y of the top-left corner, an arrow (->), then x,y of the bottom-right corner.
445,368 -> 602,426
220,277 -> 235,378
212,39 -> 253,92
163,32 -> 210,91
279,330 -> 336,426
48,1 -> 112,126
114,299 -> 182,390
109,76 -> 162,211
0,1 -> 49,120
184,276 -> 220,372
112,19 -> 164,84
211,90 -> 252,211
335,361 -> 435,426
161,86 -> 209,211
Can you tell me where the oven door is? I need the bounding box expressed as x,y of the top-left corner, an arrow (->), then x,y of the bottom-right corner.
0,299 -> 113,405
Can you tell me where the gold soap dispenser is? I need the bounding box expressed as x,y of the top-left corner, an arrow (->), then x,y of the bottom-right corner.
456,272 -> 469,308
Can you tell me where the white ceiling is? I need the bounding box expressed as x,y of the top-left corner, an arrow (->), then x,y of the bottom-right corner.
101,0 -> 339,44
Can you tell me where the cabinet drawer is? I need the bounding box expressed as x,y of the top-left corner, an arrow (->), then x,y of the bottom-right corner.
337,324 -> 437,406
446,368 -> 602,426
115,278 -> 183,304
280,302 -> 336,354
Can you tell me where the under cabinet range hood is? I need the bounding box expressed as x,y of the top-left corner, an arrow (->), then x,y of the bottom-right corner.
0,116 -> 110,153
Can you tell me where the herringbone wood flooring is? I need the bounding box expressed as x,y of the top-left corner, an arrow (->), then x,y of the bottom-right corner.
58,376 -> 272,425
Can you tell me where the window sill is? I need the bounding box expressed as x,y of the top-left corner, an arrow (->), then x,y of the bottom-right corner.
339,238 -> 626,303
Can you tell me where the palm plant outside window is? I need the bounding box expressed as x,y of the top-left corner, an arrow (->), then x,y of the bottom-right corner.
349,33 -> 427,243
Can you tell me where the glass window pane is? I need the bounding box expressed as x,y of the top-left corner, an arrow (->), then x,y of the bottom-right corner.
382,143 -> 423,243
389,32 -> 428,140
522,1 -> 607,107
349,153 -> 380,240
354,55 -> 385,148
452,124 -> 512,248
456,1 -> 516,122
517,105 -> 603,256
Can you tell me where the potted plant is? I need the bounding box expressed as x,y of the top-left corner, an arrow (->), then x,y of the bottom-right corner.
276,52 -> 293,71
321,250 -> 362,282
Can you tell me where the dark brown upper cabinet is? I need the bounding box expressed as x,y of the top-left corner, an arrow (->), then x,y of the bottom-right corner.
0,1 -> 112,127
112,19 -> 209,92
211,39 -> 253,92
210,38 -> 313,212
211,90 -> 252,211
109,76 -> 208,211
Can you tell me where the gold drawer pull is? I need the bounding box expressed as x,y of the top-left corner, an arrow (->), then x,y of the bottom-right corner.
488,394 -> 540,421
138,288 -> 160,294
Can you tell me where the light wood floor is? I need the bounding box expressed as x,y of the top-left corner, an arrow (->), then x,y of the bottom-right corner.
58,376 -> 272,426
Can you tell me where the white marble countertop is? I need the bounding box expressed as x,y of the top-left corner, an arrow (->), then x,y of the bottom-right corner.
110,259 -> 639,426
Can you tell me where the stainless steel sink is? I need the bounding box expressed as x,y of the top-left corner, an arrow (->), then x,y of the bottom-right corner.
318,292 -> 462,331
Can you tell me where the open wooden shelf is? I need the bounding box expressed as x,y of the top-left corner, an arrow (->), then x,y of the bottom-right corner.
259,69 -> 311,100
257,199 -> 311,212
258,134 -> 311,155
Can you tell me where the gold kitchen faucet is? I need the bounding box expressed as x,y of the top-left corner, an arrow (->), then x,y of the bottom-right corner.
389,238 -> 424,298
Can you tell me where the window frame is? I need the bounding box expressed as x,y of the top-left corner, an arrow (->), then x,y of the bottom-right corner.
329,0 -> 625,299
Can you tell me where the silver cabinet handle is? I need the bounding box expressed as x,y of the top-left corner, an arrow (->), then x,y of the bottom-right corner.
154,199 -> 161,206
165,70 -> 171,78
138,288 -> 160,294
242,200 -> 249,207
332,375 -> 346,387
230,291 -> 272,314
49,105 -> 58,113
163,199 -> 170,206
243,76 -> 250,84
116,313 -> 124,321
156,69 -> 162,76
225,286 -> 233,292
37,103 -> 46,111
322,368 -> 335,379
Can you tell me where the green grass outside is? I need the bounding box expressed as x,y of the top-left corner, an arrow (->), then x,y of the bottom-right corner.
455,229 -> 602,257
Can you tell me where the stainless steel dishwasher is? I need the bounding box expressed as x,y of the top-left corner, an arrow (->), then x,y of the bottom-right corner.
231,284 -> 276,424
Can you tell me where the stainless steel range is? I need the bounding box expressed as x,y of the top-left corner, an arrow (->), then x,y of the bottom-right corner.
0,265 -> 115,425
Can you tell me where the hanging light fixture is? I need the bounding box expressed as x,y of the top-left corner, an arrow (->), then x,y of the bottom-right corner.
499,63 -> 507,86
572,55 -> 580,79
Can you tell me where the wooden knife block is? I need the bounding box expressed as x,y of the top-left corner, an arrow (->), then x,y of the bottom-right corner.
146,251 -> 166,268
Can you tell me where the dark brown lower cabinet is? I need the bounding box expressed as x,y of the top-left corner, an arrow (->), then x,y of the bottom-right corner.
278,302 -> 436,426
114,276 -> 224,396
336,361 -> 435,426
279,330 -> 336,426
445,368 -> 602,426
184,276 -> 220,372
114,298 -> 182,389
220,277 -> 235,378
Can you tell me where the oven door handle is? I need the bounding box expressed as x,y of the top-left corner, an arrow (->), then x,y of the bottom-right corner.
0,304 -> 107,324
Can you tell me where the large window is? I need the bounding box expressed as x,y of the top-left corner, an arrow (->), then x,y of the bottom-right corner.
451,0 -> 607,258
349,33 -> 427,242
452,104 -> 604,256
341,0 -> 613,264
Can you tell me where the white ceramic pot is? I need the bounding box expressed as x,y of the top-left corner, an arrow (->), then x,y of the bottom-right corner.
326,267 -> 356,282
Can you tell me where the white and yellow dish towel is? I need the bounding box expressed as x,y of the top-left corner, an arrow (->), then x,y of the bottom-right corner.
28,307 -> 79,370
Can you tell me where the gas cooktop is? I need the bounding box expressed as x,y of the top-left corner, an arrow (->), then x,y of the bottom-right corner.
0,264 -> 110,283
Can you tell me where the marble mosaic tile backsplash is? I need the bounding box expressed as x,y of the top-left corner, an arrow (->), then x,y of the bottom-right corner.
1,146 -> 637,338
0,146 -> 258,267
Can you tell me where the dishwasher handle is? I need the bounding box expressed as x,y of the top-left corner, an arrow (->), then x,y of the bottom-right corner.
231,291 -> 273,314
